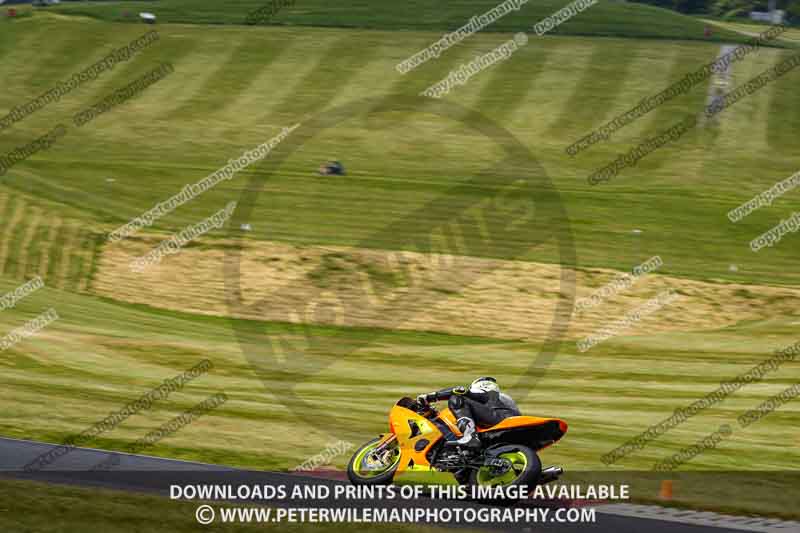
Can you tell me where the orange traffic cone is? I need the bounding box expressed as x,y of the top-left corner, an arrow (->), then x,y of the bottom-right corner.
659,480 -> 673,500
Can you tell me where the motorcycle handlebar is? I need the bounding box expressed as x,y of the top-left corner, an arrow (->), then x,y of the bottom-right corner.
397,396 -> 438,417
416,401 -> 438,417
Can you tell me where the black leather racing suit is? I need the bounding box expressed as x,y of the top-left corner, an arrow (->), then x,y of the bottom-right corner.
427,387 -> 521,429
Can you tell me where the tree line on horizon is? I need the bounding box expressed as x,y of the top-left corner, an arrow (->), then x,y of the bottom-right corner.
631,0 -> 798,20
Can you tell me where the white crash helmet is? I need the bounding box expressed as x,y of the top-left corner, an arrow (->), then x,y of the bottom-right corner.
470,376 -> 499,394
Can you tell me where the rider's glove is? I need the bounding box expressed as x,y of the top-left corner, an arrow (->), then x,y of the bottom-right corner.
417,392 -> 436,404
452,386 -> 467,395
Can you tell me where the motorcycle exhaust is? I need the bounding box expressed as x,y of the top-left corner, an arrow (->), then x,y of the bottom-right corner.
540,466 -> 563,484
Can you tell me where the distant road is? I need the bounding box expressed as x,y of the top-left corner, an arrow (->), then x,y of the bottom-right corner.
703,19 -> 800,44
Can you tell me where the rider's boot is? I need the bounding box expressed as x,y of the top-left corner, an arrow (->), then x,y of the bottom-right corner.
447,417 -> 481,448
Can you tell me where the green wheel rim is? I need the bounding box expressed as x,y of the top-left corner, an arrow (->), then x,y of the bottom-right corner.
351,440 -> 401,479
476,451 -> 528,486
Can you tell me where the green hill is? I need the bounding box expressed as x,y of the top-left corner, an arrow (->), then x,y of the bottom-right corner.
44,0 -> 759,43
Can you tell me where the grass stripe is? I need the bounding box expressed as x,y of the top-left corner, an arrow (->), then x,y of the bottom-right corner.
159,44 -> 244,119
65,228 -> 90,293
25,218 -> 52,281
520,40 -> 594,135
14,205 -> 42,280
56,222 -> 82,289
22,26 -> 118,93
472,43 -> 550,127
43,218 -> 67,287
0,24 -> 52,92
766,51 -> 800,151
0,196 -> 25,277
259,34 -> 380,122
83,232 -> 105,292
547,42 -> 641,138
169,33 -> 292,119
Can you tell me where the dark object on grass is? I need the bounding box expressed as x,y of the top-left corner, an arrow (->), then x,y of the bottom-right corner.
318,161 -> 345,176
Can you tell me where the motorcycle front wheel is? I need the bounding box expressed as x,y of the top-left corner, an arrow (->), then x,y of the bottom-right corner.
347,437 -> 402,485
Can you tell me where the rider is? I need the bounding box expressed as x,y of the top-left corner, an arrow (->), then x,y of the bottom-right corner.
417,377 -> 521,448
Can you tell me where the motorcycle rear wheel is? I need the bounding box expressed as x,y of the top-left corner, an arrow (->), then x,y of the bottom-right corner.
469,444 -> 541,488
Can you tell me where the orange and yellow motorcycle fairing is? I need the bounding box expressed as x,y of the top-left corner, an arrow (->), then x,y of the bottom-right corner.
347,396 -> 566,489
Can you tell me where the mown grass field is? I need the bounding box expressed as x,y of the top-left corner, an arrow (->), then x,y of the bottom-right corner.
0,2 -> 798,520
1,277 -> 797,475
0,478 -> 475,533
2,14 -> 799,283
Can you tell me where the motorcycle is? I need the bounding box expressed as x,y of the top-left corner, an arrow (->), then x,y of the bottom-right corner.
347,396 -> 566,491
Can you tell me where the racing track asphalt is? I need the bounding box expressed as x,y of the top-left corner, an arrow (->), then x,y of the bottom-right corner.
0,437 -> 795,533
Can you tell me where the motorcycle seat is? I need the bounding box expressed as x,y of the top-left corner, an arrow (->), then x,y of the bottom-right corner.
476,416 -> 565,432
